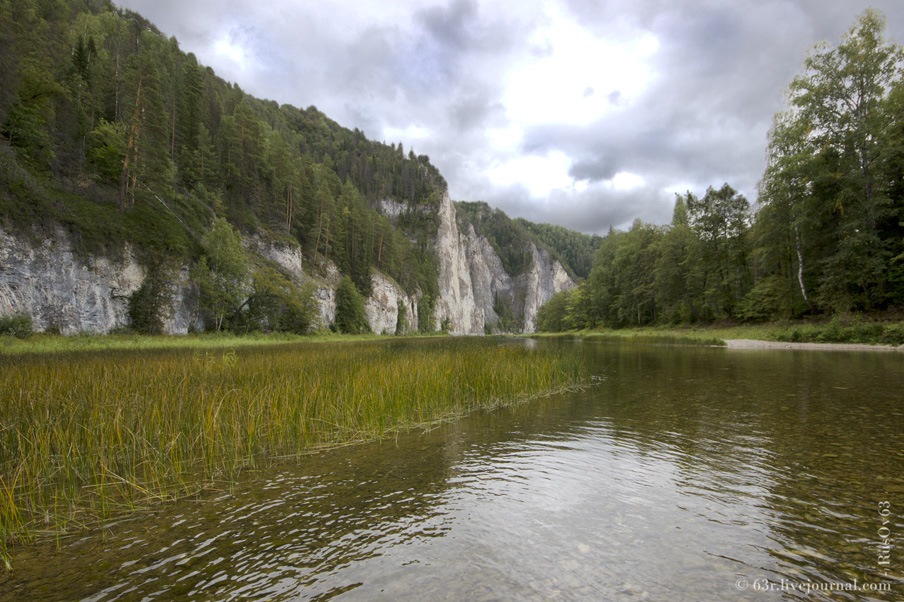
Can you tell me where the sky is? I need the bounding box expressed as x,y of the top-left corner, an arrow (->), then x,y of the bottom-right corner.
115,0 -> 904,234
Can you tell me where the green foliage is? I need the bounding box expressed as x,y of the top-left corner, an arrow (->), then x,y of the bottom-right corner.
755,9 -> 904,313
515,219 -> 601,279
417,295 -> 436,333
771,315 -> 904,345
0,313 -> 33,338
735,275 -> 794,322
239,267 -> 320,334
685,184 -> 751,319
491,292 -> 519,333
88,119 -> 124,184
334,276 -> 370,334
127,269 -> 170,334
3,58 -> 62,171
395,301 -> 409,335
192,217 -> 250,331
456,201 -> 533,276
536,290 -> 572,332
540,189 -> 750,330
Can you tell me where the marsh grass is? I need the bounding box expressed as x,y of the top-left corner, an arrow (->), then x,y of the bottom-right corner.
0,337 -> 584,567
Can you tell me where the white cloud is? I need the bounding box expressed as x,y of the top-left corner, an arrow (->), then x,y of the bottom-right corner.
212,31 -> 252,72
608,172 -> 645,192
383,124 -> 433,144
488,151 -> 574,198
502,8 -> 658,128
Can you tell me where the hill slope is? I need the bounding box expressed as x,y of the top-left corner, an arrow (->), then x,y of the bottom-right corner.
0,0 -> 578,334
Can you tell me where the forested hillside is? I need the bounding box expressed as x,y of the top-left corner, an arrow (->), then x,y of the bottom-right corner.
538,10 -> 904,332
0,0 -> 583,335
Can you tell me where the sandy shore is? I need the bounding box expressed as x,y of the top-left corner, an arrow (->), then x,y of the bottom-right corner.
724,339 -> 903,352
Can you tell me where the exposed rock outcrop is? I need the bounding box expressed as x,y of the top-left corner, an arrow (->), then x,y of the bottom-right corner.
0,227 -> 198,334
364,272 -> 418,335
518,244 -> 575,332
1,195 -> 574,336
248,235 -> 305,282
434,192 -> 479,334
432,193 -> 575,334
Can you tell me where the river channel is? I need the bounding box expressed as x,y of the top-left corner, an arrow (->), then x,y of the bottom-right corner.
1,339 -> 902,600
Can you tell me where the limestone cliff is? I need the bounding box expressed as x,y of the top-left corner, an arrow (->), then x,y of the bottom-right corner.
433,192 -> 479,334
433,193 -> 575,334
364,272 -> 418,335
0,227 -> 422,336
517,244 -> 575,332
0,227 -> 198,334
1,196 -> 574,335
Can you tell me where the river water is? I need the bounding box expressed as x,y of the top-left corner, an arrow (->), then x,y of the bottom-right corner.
2,340 -> 903,601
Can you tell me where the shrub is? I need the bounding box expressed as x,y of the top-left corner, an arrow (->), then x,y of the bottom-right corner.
0,313 -> 34,338
128,271 -> 171,334
334,276 -> 370,334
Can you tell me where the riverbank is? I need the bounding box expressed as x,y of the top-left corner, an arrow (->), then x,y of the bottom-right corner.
724,338 -> 902,351
0,331 -> 398,356
535,316 -> 904,348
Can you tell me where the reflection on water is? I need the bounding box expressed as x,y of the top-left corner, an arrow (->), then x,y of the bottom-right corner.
2,341 -> 903,601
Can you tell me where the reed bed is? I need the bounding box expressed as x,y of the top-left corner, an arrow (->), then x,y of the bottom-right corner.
0,337 -> 585,567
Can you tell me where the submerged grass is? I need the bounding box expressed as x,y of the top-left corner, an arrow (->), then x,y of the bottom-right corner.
0,337 -> 585,568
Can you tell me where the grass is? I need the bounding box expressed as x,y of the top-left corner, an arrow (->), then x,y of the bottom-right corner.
0,336 -> 586,569
532,315 -> 904,347
0,331 -> 391,356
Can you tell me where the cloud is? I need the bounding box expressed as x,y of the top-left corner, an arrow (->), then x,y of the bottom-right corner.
115,0 -> 904,234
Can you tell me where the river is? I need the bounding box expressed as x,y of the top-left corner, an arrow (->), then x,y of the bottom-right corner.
1,339 -> 902,600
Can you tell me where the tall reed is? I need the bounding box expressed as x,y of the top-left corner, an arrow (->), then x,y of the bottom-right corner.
0,337 -> 584,567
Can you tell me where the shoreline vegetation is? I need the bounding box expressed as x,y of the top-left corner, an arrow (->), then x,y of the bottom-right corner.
4,314 -> 904,356
533,314 -> 904,349
0,336 -> 586,570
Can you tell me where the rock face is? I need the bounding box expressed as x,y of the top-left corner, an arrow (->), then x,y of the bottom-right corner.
1,194 -> 575,335
433,193 -> 575,334
248,236 -> 305,282
0,227 -> 198,334
364,272 -> 418,335
518,244 -> 575,333
433,192 -> 480,334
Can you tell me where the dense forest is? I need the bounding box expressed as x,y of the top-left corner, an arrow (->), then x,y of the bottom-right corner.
0,0 -> 458,333
538,10 -> 904,331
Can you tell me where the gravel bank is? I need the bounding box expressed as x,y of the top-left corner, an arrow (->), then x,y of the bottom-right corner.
724,339 -> 903,352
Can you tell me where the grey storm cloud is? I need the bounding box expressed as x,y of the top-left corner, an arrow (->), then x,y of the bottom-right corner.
116,0 -> 904,234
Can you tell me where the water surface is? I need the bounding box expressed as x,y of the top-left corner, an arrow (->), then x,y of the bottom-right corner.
2,340 -> 902,600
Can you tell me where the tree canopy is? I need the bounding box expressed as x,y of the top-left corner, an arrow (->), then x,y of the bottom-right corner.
538,10 -> 904,332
